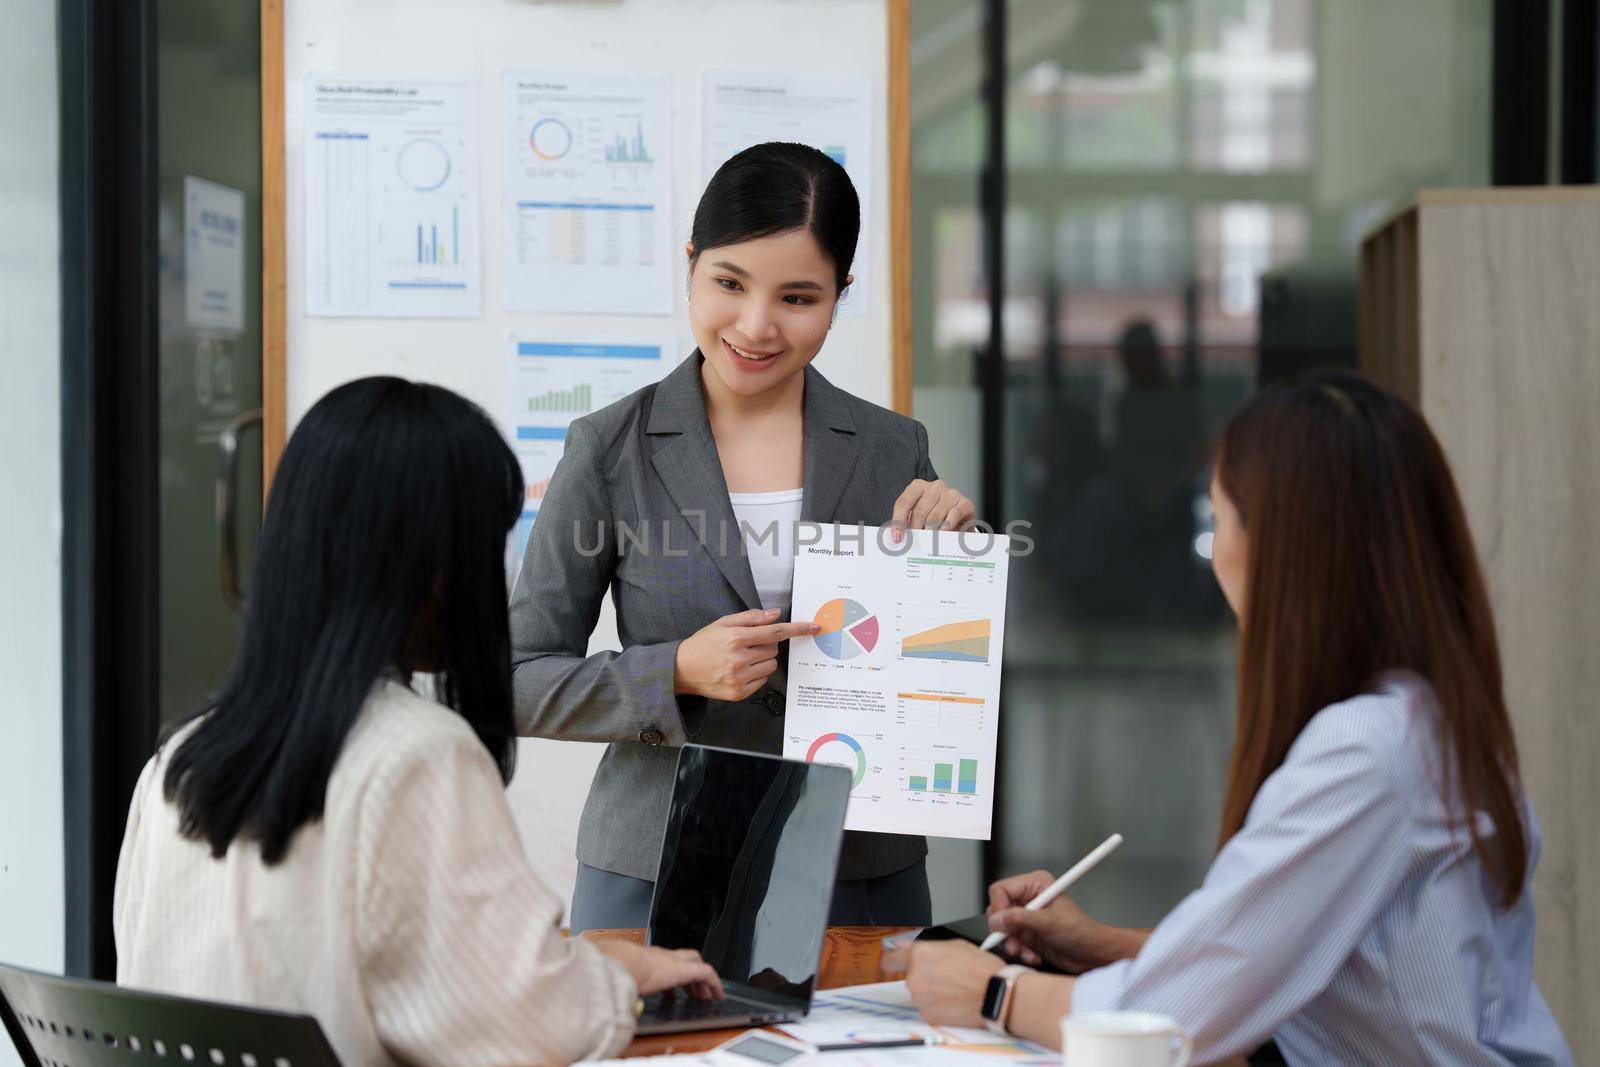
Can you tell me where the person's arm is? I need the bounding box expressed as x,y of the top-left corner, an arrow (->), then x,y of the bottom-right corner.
112,752 -> 160,977
1006,971 -> 1077,1048
509,418 -> 699,745
1068,699 -> 1416,1062
891,938 -> 1077,1049
353,722 -> 717,1067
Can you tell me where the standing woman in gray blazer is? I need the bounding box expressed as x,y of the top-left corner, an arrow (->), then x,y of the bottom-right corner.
511,142 -> 975,933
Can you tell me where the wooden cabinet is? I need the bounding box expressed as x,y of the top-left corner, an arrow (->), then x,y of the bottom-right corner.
1360,187 -> 1600,1052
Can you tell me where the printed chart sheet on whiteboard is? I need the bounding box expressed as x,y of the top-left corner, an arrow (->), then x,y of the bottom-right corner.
506,338 -> 675,573
303,72 -> 481,317
782,526 -> 1010,839
703,71 -> 873,316
501,72 -> 673,314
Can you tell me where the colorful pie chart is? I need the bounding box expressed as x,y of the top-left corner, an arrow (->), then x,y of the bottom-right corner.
812,597 -> 880,661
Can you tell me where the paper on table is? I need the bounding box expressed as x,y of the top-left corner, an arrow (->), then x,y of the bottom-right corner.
776,982 -> 1053,1062
578,982 -> 1052,1066
781,527 -> 1011,839
501,71 -> 674,314
702,71 -> 874,317
303,72 -> 481,318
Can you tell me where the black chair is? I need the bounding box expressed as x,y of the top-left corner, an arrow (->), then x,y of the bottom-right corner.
0,963 -> 342,1067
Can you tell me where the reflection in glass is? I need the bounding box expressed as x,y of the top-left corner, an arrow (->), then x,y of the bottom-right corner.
910,0 -> 1492,928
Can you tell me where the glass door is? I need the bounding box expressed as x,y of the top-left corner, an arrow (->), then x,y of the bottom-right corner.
155,0 -> 264,727
59,0 -> 265,978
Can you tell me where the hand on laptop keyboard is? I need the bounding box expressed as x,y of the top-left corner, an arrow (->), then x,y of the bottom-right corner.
592,940 -> 725,1000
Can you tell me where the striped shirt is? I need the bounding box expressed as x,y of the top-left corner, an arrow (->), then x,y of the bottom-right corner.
1071,671 -> 1572,1065
114,677 -> 638,1067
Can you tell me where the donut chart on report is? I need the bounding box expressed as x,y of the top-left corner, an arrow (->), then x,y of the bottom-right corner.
806,732 -> 868,788
529,117 -> 573,161
812,597 -> 880,660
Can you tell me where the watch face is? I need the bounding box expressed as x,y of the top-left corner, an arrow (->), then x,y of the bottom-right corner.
981,974 -> 1007,1020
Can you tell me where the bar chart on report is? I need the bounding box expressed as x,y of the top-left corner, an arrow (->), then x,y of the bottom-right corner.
904,755 -> 981,796
506,337 -> 673,577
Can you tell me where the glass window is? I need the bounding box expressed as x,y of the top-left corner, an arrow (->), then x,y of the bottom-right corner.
910,0 -> 1494,928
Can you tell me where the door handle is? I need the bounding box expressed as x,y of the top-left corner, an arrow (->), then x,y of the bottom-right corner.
217,407 -> 264,612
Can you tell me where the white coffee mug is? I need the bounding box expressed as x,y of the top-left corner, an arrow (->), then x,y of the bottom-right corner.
1060,1012 -> 1192,1067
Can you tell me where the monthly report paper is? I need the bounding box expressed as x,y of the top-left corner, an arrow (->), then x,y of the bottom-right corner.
782,526 -> 1010,839
501,72 -> 673,314
703,71 -> 874,316
303,73 -> 481,317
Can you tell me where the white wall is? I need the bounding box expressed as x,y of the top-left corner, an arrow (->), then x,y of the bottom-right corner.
282,0 -> 899,920
0,0 -> 65,1060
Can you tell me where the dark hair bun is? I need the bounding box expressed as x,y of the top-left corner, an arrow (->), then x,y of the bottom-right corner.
691,141 -> 859,292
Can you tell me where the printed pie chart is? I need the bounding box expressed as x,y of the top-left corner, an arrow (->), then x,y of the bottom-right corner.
812,597 -> 880,661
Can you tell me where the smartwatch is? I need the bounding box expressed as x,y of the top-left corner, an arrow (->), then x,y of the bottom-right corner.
980,963 -> 1031,1035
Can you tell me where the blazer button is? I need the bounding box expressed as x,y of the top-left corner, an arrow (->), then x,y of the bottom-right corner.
639,727 -> 664,746
763,691 -> 784,716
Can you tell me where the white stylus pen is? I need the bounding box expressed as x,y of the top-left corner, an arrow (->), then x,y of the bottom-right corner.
978,833 -> 1124,952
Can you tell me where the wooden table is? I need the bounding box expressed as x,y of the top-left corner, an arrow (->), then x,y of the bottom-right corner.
587,928 -> 1248,1065
583,927 -> 911,1058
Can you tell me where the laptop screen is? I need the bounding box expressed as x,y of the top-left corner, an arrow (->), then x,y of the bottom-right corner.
648,745 -> 851,1005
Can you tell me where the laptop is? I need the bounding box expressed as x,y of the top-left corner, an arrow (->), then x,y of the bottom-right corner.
635,744 -> 852,1035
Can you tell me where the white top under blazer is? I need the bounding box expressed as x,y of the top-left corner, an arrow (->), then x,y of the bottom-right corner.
728,487 -> 805,614
113,677 -> 638,1067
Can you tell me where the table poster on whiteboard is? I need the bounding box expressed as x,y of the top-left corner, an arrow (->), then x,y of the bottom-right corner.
501,72 -> 674,315
782,526 -> 1011,839
703,71 -> 874,316
303,72 -> 482,318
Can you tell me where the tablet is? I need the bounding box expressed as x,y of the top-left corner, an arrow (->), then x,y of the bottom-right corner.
911,915 -> 1066,973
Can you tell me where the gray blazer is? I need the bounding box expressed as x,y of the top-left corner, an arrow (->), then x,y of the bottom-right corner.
510,352 -> 934,882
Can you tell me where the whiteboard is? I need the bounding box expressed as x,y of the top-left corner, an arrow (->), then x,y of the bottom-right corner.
283,0 -> 896,431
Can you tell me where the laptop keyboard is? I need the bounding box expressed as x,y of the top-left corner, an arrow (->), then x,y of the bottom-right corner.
640,991 -> 787,1023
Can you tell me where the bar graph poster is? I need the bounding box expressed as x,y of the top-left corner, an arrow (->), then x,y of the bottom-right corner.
703,71 -> 873,316
505,336 -> 676,574
501,72 -> 673,314
783,526 -> 1011,839
303,72 -> 481,318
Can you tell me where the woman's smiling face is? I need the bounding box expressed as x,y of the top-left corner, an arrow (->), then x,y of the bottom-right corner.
687,227 -> 847,398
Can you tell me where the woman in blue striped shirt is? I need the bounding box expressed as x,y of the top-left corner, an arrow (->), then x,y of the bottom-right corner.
893,371 -> 1572,1065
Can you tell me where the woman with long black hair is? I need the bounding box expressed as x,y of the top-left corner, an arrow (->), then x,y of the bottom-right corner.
114,378 -> 720,1067
511,142 -> 977,933
890,371 -> 1572,1065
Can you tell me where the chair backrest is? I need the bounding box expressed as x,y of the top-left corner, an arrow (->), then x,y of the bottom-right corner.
0,963 -> 342,1067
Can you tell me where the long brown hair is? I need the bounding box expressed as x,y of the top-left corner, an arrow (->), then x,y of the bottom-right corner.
1214,370 -> 1527,905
